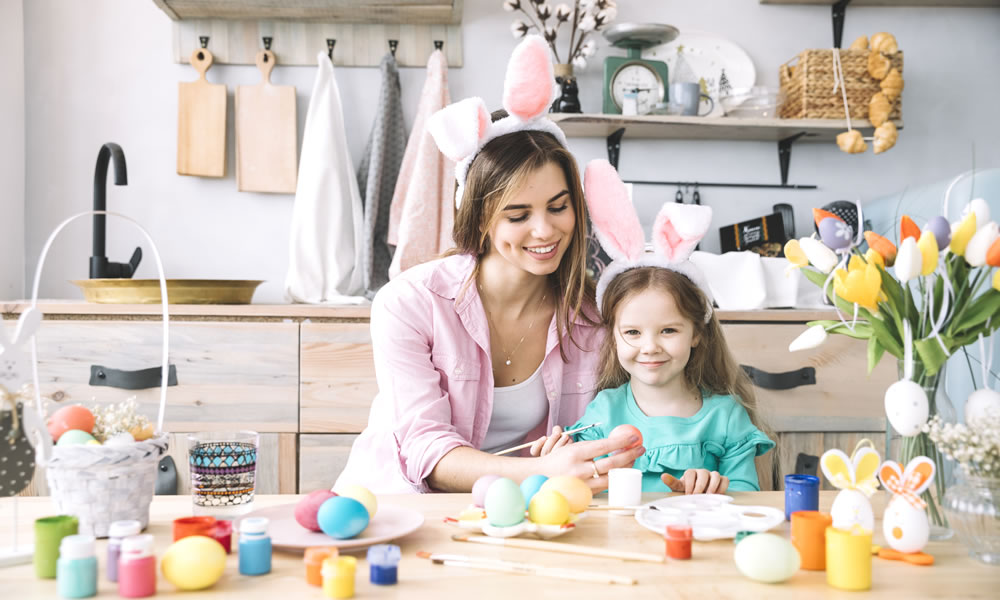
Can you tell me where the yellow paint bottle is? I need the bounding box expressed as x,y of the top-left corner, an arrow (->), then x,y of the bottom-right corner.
321,555 -> 357,599
826,526 -> 872,591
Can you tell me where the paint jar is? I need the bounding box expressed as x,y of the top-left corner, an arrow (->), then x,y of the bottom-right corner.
172,516 -> 216,541
607,468 -> 642,515
791,511 -> 833,570
106,520 -> 142,582
238,517 -> 272,576
212,520 -> 233,554
304,547 -> 338,586
118,534 -> 156,598
321,555 -> 357,599
826,526 -> 872,591
784,474 -> 820,520
34,515 -> 79,579
367,544 -> 401,585
664,524 -> 693,560
56,534 -> 97,598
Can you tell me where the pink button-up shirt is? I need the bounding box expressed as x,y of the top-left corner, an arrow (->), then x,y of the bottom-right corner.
336,253 -> 603,493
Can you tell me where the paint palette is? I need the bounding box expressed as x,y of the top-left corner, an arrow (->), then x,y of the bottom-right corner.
634,494 -> 784,541
447,507 -> 587,539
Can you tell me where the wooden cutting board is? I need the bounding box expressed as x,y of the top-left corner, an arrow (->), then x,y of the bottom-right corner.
235,49 -> 298,194
177,47 -> 226,177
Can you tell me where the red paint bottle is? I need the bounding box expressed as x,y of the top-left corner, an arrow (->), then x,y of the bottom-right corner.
665,524 -> 693,560
118,534 -> 156,598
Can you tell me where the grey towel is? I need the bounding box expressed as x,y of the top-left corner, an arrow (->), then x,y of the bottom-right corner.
358,53 -> 407,297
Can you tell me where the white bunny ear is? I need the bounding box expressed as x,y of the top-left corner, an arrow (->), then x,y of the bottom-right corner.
12,307 -> 42,347
502,35 -> 555,122
427,96 -> 491,163
584,159 -> 644,262
821,449 -> 855,489
652,203 -> 713,262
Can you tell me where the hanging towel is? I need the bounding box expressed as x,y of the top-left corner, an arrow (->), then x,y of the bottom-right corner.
285,52 -> 366,304
386,49 -> 455,280
357,53 -> 407,298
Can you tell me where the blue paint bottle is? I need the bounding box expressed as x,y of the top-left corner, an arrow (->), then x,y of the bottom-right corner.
57,535 -> 97,598
784,474 -> 820,520
238,517 -> 272,576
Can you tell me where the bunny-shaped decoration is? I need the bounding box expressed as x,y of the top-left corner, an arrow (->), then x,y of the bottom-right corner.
878,457 -> 935,556
820,446 -> 881,533
426,34 -> 568,209
582,159 -> 715,316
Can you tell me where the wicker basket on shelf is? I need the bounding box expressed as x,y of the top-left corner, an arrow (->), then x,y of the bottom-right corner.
779,49 -> 903,120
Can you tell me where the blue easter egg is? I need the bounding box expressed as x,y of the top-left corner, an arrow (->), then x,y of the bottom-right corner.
927,216 -> 951,250
519,474 -> 549,510
818,217 -> 853,250
317,496 -> 370,539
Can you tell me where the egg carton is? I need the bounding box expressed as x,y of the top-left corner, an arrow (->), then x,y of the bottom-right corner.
634,494 -> 784,542
447,506 -> 587,539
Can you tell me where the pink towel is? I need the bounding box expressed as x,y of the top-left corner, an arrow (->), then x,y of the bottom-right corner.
386,49 -> 454,279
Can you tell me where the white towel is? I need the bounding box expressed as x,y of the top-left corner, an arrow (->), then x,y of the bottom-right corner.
285,52 -> 367,304
386,49 -> 455,279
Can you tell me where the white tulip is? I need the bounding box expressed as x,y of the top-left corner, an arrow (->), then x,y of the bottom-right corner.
789,324 -> 828,352
962,198 -> 991,228
799,237 -> 839,273
964,222 -> 999,267
894,237 -> 922,282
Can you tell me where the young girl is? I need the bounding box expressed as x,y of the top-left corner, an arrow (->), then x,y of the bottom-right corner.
532,160 -> 775,494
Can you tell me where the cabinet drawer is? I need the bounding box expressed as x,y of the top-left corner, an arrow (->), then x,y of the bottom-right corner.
33,320 -> 299,432
300,323 -> 377,433
298,433 -> 358,492
722,323 -> 895,432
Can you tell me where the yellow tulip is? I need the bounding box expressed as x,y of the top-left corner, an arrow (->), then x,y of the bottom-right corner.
864,249 -> 885,268
834,258 -> 882,312
784,239 -> 808,267
994,269 -> 1000,291
949,212 -> 977,256
917,230 -> 938,275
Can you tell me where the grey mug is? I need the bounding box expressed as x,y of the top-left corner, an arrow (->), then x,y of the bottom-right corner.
668,82 -> 714,116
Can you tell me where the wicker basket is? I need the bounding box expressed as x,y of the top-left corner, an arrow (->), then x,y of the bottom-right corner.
779,49 -> 903,120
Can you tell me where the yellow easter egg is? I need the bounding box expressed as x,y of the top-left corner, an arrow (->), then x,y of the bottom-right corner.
130,423 -> 155,441
85,439 -> 102,446
539,476 -> 592,513
528,489 -> 570,525
335,484 -> 378,518
161,535 -> 226,590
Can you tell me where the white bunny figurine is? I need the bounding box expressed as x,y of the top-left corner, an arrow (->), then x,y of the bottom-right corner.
820,445 -> 881,533
878,457 -> 935,554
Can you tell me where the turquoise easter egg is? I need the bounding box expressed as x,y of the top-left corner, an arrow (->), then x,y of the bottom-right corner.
519,474 -> 548,510
484,478 -> 525,527
56,429 -> 96,446
317,496 -> 370,539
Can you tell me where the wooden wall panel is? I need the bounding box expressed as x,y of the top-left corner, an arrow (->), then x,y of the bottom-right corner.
298,434 -> 358,492
300,323 -> 378,433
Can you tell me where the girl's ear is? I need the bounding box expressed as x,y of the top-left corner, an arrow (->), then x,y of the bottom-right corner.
583,159 -> 644,262
427,96 -> 491,163
502,35 -> 556,122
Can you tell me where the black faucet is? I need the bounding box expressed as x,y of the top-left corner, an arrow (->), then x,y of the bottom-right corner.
91,142 -> 141,279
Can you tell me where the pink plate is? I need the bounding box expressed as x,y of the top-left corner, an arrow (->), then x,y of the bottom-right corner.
235,503 -> 424,553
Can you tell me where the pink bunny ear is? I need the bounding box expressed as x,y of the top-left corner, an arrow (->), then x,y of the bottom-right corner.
652,203 -> 713,262
502,35 -> 555,122
426,97 -> 491,162
584,159 -> 644,262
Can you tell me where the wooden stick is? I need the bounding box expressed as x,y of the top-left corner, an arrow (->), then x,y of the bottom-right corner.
451,533 -> 665,564
418,551 -> 637,585
586,505 -> 646,511
491,423 -> 601,456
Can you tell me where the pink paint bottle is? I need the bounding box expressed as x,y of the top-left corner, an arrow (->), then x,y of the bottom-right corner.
118,534 -> 156,598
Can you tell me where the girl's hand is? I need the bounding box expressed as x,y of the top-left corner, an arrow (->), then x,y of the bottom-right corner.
661,470 -> 729,494
539,434 -> 645,493
528,426 -> 574,457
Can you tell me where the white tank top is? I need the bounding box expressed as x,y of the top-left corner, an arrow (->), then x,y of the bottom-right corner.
480,362 -> 549,454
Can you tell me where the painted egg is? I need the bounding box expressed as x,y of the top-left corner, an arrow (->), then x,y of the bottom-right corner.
317,496 -> 370,539
539,476 -> 592,513
884,379 -> 929,437
483,478 -> 526,527
528,489 -> 570,525
882,496 -> 929,554
85,439 -> 101,446
520,474 -> 548,510
831,489 -> 874,533
161,535 -> 226,590
733,533 -> 800,583
472,474 -> 501,508
926,216 -> 952,250
966,388 -> 1000,424
295,489 -> 337,532
56,429 -> 96,446
335,483 -> 377,518
609,424 -> 643,452
818,217 -> 854,250
47,405 -> 95,442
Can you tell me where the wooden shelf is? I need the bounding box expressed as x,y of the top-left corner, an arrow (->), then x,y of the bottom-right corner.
761,0 -> 998,5
549,113 -> 902,143
153,0 -> 464,25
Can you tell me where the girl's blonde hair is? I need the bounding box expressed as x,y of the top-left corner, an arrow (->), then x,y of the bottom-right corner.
446,112 -> 598,360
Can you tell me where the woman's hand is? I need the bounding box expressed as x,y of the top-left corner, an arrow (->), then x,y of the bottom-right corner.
661,470 -> 729,494
538,433 -> 645,493
528,426 -> 574,457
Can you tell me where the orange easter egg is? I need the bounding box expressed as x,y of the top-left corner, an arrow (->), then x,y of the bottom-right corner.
609,424 -> 643,450
539,476 -> 592,513
46,405 -> 95,442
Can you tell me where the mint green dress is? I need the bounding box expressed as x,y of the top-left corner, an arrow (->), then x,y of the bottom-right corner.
570,383 -> 775,492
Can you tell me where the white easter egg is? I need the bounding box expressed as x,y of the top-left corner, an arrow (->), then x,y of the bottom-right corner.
882,496 -> 929,554
831,489 -> 874,533
884,380 -> 929,437
733,533 -> 801,583
965,388 -> 1000,425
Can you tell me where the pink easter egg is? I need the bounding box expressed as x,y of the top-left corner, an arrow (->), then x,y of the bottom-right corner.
472,475 -> 501,508
294,489 -> 337,532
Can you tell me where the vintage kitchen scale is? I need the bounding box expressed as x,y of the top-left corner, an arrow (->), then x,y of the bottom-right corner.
602,23 -> 679,115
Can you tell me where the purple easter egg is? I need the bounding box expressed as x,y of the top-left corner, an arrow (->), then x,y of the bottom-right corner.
472,474 -> 501,508
927,216 -> 951,250
818,217 -> 853,250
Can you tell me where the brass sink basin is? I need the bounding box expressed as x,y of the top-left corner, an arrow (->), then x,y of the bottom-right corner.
72,279 -> 264,304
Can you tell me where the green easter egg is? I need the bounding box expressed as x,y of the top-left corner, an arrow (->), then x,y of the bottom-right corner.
56,429 -> 96,446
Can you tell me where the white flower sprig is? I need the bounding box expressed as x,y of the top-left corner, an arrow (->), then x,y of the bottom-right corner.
924,414 -> 1000,476
504,0 -> 615,69
91,396 -> 152,443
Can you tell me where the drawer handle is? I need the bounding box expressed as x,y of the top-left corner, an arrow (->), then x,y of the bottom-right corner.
740,365 -> 815,390
89,364 -> 178,390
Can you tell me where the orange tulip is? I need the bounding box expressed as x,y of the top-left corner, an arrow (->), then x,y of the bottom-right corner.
863,231 -> 897,266
813,208 -> 844,228
900,215 -> 920,242
987,237 -> 1000,268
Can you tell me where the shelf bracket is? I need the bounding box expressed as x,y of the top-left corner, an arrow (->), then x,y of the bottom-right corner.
832,0 -> 851,49
606,128 -> 626,170
778,132 -> 809,187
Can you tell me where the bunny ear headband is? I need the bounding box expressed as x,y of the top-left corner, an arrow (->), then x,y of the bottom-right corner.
584,160 -> 715,321
426,35 -> 568,209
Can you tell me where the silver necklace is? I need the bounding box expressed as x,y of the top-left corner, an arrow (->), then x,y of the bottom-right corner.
481,286 -> 547,367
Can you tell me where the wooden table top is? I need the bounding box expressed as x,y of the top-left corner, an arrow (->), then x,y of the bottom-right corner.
1,492 -> 995,598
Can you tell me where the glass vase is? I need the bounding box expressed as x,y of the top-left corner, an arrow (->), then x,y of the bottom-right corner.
944,470 -> 1000,565
888,359 -> 956,540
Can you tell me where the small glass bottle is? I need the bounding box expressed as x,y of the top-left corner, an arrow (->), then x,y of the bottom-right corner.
57,535 -> 97,599
321,555 -> 357,599
106,520 -> 142,582
238,517 -> 272,576
118,534 -> 157,598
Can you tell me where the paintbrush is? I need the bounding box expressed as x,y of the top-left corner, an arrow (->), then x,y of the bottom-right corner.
492,423 -> 602,456
416,551 -> 637,585
450,534 -> 664,563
